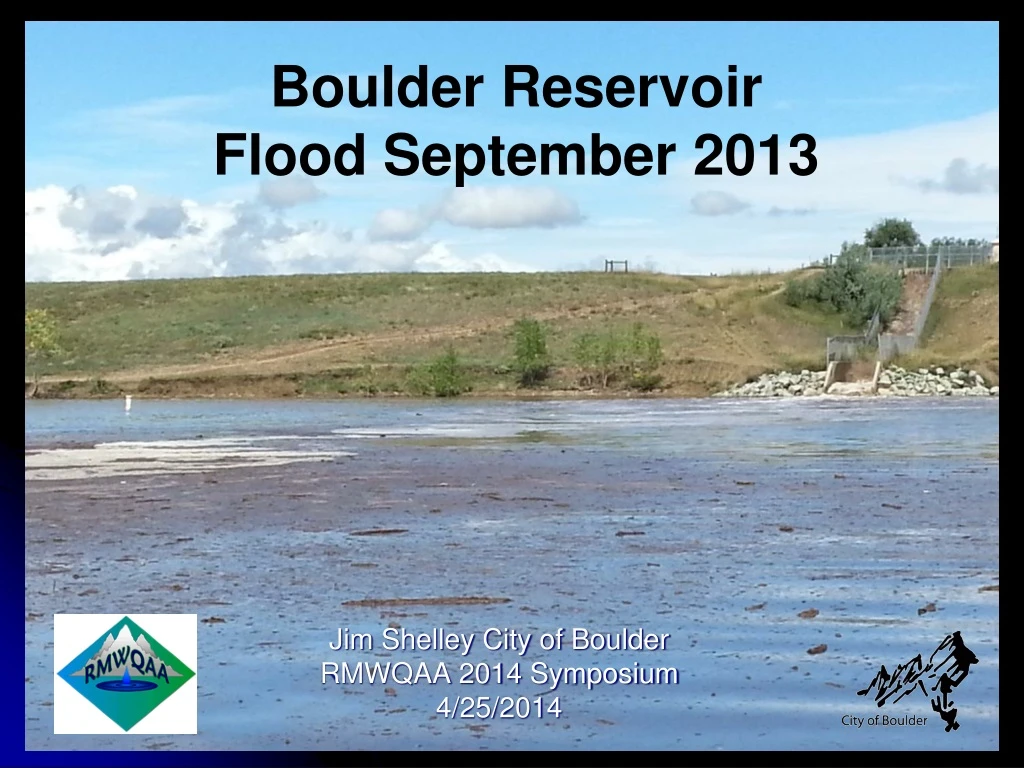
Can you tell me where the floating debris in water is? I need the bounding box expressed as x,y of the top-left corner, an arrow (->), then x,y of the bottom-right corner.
342,597 -> 511,608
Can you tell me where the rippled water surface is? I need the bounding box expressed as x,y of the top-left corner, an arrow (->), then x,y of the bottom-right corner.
25,397 -> 999,750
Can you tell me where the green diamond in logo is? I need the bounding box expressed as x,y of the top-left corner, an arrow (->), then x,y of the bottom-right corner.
57,616 -> 195,732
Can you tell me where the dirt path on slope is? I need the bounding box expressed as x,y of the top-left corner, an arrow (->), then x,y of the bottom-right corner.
887,272 -> 932,336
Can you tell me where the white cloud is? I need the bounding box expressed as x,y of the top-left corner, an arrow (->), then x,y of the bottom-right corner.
367,207 -> 435,241
412,244 -> 533,272
438,186 -> 583,229
256,177 -> 326,209
767,206 -> 816,217
24,183 -> 531,282
917,158 -> 999,195
690,191 -> 750,216
366,185 -> 584,242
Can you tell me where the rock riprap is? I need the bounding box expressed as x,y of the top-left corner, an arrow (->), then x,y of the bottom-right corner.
714,366 -> 998,398
877,366 -> 997,397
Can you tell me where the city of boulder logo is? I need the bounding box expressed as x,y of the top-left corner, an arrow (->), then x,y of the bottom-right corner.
57,615 -> 196,731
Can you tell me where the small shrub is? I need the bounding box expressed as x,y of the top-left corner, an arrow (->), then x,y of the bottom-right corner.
357,380 -> 380,396
405,367 -> 431,397
408,346 -> 471,397
356,365 -> 381,396
25,307 -> 62,382
574,330 -> 622,388
573,323 -> 665,389
510,318 -> 551,386
624,324 -> 665,390
572,332 -> 598,387
783,279 -> 809,307
626,323 -> 663,373
630,372 -> 664,392
89,378 -> 116,396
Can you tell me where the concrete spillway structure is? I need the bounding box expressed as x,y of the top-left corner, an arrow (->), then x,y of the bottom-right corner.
823,360 -> 881,396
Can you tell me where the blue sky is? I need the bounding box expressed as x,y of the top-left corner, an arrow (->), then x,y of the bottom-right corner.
25,22 -> 999,281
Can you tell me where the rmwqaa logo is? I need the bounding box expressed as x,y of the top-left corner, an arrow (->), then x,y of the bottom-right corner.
56,615 -> 196,732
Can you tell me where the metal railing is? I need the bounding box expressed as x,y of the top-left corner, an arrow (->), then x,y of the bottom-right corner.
864,310 -> 881,344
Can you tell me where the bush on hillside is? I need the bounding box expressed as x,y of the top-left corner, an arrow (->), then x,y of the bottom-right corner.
784,251 -> 903,328
573,330 -> 621,388
572,323 -> 666,390
623,322 -> 665,391
510,318 -> 551,386
407,345 -> 471,397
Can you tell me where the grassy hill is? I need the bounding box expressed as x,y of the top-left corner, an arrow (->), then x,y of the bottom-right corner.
24,265 -> 999,399
913,262 -> 999,382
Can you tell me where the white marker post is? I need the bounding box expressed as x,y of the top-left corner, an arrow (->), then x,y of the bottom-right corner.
125,394 -> 132,414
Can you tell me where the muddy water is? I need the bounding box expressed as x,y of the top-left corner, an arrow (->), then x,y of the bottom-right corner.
25,398 -> 999,750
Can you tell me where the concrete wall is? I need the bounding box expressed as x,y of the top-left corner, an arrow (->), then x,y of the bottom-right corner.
878,333 -> 917,363
825,360 -> 879,389
826,336 -> 866,364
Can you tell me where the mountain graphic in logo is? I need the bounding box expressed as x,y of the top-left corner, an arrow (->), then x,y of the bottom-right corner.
57,616 -> 195,731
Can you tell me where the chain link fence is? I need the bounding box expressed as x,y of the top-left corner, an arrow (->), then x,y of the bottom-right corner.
822,244 -> 994,270
866,245 -> 992,269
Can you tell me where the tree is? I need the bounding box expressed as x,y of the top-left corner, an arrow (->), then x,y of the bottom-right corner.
930,236 -> 990,248
510,318 -> 551,386
864,218 -> 921,248
25,309 -> 61,392
839,241 -> 869,259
